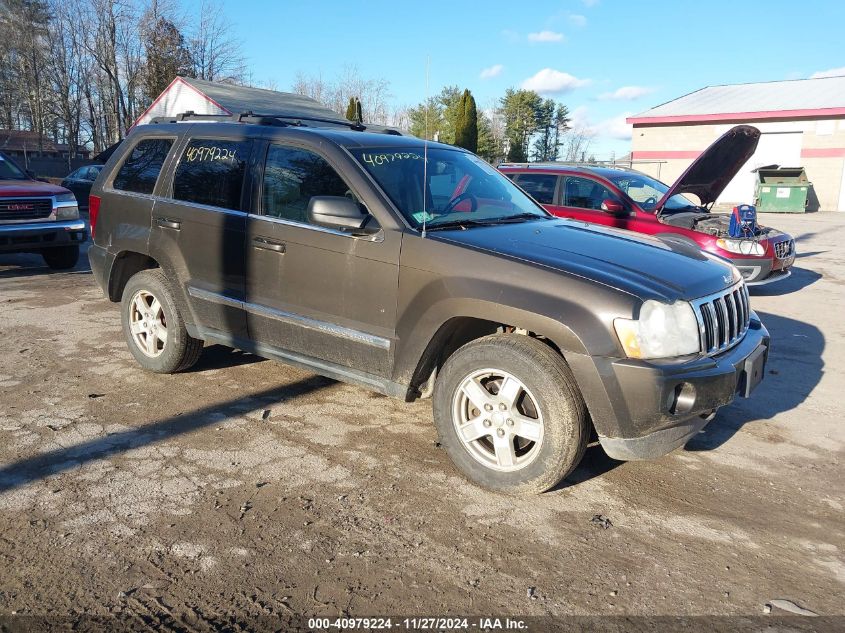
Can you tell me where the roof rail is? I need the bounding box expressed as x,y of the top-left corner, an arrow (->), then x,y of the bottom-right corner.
149,110 -> 402,135
497,160 -> 647,174
238,111 -> 368,131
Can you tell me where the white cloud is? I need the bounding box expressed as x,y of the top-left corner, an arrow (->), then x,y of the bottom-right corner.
598,85 -> 655,101
527,30 -> 565,43
568,14 -> 588,27
564,107 -> 632,141
521,69 -> 590,94
595,113 -> 634,140
810,66 -> 845,79
480,64 -> 504,80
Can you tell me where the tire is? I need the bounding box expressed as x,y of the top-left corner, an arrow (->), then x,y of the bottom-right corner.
120,269 -> 203,373
433,334 -> 588,495
42,245 -> 79,270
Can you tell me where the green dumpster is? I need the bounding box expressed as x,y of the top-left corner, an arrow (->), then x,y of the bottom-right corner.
754,166 -> 812,213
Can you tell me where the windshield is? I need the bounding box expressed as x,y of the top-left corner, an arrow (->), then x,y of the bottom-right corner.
606,172 -> 700,213
0,153 -> 28,180
350,147 -> 549,229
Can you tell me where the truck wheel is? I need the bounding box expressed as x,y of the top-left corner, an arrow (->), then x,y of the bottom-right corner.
433,334 -> 588,495
120,269 -> 203,373
42,245 -> 79,270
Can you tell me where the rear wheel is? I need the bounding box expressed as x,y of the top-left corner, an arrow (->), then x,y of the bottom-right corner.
42,245 -> 79,270
120,269 -> 203,373
433,334 -> 588,494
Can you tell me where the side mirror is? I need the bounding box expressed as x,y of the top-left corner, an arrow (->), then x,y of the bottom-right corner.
307,196 -> 370,231
600,199 -> 624,213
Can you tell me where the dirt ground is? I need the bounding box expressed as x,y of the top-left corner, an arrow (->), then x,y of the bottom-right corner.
0,212 -> 843,630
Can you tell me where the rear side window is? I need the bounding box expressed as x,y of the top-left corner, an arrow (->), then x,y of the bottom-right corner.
516,174 -> 558,204
262,144 -> 353,224
173,139 -> 252,210
112,138 -> 173,194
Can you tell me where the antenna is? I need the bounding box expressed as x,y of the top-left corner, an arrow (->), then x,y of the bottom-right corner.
422,56 -> 430,238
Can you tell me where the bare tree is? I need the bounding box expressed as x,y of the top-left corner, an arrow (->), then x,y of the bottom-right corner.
45,0 -> 87,159
1,0 -> 52,150
292,66 -> 393,125
560,124 -> 594,162
189,0 -> 246,83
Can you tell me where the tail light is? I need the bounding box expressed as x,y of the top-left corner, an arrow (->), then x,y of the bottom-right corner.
88,195 -> 101,238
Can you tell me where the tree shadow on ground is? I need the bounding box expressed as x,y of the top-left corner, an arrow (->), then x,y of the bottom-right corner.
0,375 -> 335,494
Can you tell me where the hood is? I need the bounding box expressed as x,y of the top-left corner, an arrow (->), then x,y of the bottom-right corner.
0,178 -> 69,197
434,219 -> 740,302
656,125 -> 760,213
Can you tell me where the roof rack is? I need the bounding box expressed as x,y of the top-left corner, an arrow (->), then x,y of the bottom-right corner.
497,161 -> 647,174
150,110 -> 403,135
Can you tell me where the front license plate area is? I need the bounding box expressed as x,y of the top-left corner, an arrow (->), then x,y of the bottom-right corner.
739,344 -> 767,398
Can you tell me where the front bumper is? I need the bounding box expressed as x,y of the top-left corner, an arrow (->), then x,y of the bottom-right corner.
728,248 -> 795,285
0,220 -> 87,253
567,315 -> 770,460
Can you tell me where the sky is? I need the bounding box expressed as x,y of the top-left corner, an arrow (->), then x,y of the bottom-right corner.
198,0 -> 845,159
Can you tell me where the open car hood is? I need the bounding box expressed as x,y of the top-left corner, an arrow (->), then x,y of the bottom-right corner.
656,125 -> 760,213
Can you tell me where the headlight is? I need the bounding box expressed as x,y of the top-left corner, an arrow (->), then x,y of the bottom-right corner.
614,300 -> 700,359
55,192 -> 79,220
716,238 -> 765,256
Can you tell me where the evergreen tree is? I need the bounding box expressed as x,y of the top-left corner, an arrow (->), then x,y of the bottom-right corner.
498,88 -> 542,162
462,90 -> 478,153
345,97 -> 357,121
142,17 -> 192,103
345,97 -> 363,123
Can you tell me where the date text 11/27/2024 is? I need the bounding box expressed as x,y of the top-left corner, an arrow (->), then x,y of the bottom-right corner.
308,617 -> 529,630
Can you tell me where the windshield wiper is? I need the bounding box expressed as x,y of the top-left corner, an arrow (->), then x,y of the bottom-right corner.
425,218 -> 497,231
487,213 -> 551,224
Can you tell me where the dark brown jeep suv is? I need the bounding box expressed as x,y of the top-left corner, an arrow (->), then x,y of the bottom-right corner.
88,115 -> 770,494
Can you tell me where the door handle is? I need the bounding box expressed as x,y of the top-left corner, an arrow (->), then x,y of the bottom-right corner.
252,237 -> 286,253
155,217 -> 181,230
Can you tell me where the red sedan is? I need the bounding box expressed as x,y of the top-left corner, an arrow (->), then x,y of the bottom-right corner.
499,125 -> 795,285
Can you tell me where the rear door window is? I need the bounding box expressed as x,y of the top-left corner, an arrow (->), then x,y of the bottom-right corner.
515,174 -> 558,204
112,138 -> 174,195
173,139 -> 253,210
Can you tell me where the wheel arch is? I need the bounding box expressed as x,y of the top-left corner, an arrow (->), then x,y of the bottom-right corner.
107,250 -> 161,302
400,302 -> 590,401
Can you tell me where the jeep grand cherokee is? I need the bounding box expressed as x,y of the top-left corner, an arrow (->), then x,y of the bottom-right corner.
88,114 -> 770,494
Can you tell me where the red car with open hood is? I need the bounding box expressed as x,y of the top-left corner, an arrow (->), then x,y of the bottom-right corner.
499,125 -> 795,285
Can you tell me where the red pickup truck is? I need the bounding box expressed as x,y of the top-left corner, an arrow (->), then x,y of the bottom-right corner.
0,151 -> 87,269
499,126 -> 795,286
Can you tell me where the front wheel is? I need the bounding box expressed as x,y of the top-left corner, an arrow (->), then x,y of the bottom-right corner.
42,245 -> 79,270
432,334 -> 588,495
120,269 -> 203,373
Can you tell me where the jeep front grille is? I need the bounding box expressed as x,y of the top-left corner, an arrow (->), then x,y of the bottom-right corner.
0,197 -> 53,221
693,282 -> 751,355
774,239 -> 794,259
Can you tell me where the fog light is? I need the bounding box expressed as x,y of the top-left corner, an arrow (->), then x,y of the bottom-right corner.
669,382 -> 696,415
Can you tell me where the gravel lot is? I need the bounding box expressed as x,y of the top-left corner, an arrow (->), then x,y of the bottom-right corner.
0,212 -> 843,629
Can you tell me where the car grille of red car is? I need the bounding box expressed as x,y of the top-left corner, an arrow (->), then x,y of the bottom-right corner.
693,282 -> 751,355
774,239 -> 794,260
0,197 -> 53,221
